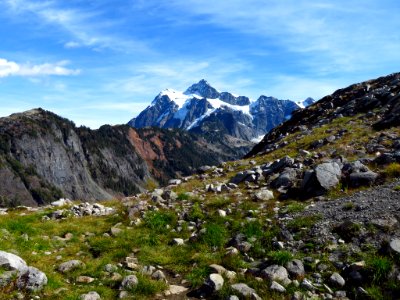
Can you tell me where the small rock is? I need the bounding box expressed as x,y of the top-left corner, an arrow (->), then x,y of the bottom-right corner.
301,278 -> 315,290
151,270 -> 166,281
77,276 -> 95,283
329,272 -> 345,287
167,285 -> 188,295
231,283 -> 256,297
58,260 -> 84,273
286,259 -> 305,279
389,238 -> 400,255
80,291 -> 101,300
172,238 -> 185,246
270,281 -> 286,293
254,189 -> 274,201
120,275 -> 138,290
110,227 -> 123,236
206,273 -> 224,291
261,265 -> 290,285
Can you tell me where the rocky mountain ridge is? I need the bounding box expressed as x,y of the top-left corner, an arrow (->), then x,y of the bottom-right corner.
0,108 -> 227,206
129,80 -> 314,154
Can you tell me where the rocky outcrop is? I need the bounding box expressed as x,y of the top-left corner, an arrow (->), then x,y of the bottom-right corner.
247,72 -> 400,157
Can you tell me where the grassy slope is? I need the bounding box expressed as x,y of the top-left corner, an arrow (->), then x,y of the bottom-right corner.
0,114 -> 399,299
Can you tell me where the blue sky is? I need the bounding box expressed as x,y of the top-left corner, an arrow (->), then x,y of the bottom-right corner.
0,0 -> 400,128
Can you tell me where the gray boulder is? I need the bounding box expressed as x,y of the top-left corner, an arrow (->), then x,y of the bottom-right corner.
329,272 -> 345,287
271,168 -> 298,189
389,238 -> 400,255
315,162 -> 341,190
120,275 -> 139,290
17,266 -> 48,292
261,265 -> 290,285
349,171 -> 378,187
0,251 -> 28,272
286,259 -> 305,279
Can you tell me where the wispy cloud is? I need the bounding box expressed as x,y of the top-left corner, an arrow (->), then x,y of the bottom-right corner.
167,0 -> 400,74
0,58 -> 80,77
3,0 -> 149,53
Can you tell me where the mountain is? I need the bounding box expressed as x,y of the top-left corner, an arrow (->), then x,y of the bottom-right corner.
128,80 -> 314,151
0,108 -> 228,206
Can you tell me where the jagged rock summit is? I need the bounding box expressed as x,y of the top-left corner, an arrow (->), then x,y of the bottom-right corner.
128,80 -> 314,144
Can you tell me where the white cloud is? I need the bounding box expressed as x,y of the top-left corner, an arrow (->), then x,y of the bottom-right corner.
64,41 -> 81,48
4,0 -> 149,53
167,0 -> 400,74
0,58 -> 80,77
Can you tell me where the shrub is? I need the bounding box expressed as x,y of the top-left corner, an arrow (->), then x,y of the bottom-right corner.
241,221 -> 263,239
144,211 -> 176,233
367,256 -> 392,283
385,163 -> 400,178
177,192 -> 190,201
286,215 -> 321,232
285,202 -> 306,214
268,250 -> 293,265
188,203 -> 204,222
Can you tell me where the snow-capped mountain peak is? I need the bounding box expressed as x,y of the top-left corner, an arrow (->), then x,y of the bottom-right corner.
296,97 -> 316,108
184,79 -> 220,99
129,80 -> 315,143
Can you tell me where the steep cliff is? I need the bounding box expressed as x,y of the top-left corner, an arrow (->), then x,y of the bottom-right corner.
0,109 -> 221,206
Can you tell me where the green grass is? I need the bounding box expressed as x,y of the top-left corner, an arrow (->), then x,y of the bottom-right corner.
200,222 -> 228,248
143,210 -> 176,233
366,255 -> 393,284
268,250 -> 293,265
286,215 -> 321,232
177,192 -> 190,201
284,202 -> 306,214
394,185 -> 400,191
385,163 -> 400,178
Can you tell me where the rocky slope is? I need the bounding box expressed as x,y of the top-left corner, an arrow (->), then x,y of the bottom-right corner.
0,108 -> 224,206
0,72 -> 399,300
129,80 -> 313,157
247,72 -> 400,157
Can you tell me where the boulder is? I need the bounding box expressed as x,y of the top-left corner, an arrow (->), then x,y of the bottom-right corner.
0,251 -> 28,272
389,238 -> 400,255
329,272 -> 345,287
270,156 -> 294,173
286,259 -> 305,279
17,266 -> 48,291
349,171 -> 378,187
206,273 -> 224,291
261,265 -> 290,285
120,275 -> 139,290
315,162 -> 341,190
271,168 -> 298,189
